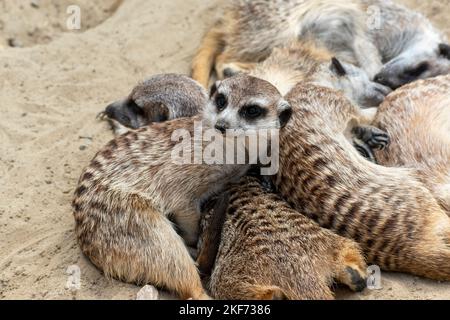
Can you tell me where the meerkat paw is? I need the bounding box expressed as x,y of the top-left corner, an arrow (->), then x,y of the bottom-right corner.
352,125 -> 390,150
244,285 -> 288,300
336,243 -> 368,292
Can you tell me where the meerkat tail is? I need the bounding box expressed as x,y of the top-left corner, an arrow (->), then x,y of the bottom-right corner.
196,193 -> 230,277
191,26 -> 225,88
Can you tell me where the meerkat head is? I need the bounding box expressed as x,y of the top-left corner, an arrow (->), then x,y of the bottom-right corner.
103,74 -> 207,129
374,42 -> 450,90
202,74 -> 292,133
329,58 -> 392,108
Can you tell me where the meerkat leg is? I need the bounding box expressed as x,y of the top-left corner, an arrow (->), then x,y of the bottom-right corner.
215,53 -> 255,80
334,239 -> 368,292
358,107 -> 378,125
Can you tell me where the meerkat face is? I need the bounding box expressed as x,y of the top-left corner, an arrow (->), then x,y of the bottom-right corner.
374,43 -> 450,90
330,58 -> 392,108
103,74 -> 207,129
202,74 -> 292,133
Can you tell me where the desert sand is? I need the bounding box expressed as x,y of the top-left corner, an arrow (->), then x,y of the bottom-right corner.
0,0 -> 449,300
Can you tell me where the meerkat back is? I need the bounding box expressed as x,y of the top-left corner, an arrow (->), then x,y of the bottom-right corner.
200,176 -> 367,300
373,75 -> 450,213
274,83 -> 450,281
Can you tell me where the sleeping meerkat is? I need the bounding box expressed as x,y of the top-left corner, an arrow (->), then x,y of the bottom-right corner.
72,74 -> 292,299
369,0 -> 450,89
192,0 -> 450,89
272,83 -> 450,280
249,41 -> 391,108
198,176 -> 367,300
192,0 -> 382,87
373,75 -> 450,214
100,74 -> 207,135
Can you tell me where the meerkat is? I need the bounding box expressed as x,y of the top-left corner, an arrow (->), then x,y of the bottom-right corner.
368,0 -> 450,89
267,83 -> 450,281
197,176 -> 367,300
192,0 -> 450,89
373,75 -> 450,213
249,41 -> 391,107
100,74 -> 207,135
72,74 -> 292,299
249,41 -> 391,162
192,0 -> 382,87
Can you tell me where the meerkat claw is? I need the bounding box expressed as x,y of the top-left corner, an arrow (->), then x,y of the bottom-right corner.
353,125 -> 390,150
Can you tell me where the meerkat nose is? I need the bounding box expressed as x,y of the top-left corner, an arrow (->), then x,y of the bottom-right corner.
215,120 -> 229,134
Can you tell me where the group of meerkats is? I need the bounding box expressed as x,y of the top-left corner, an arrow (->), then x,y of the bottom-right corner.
72,0 -> 450,300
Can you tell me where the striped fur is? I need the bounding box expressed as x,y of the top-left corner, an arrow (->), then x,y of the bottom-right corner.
274,84 -> 450,280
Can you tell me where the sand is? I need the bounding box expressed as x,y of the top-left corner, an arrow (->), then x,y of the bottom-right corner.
0,0 -> 449,300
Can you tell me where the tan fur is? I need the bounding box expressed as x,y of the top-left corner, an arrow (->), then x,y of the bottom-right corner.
73,75 -> 287,299
274,83 -> 450,281
200,176 -> 367,300
191,0 -> 382,88
373,75 -> 450,214
191,25 -> 226,89
249,41 -> 333,96
248,41 -> 390,109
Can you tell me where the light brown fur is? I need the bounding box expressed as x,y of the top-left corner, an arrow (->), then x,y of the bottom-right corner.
191,0 -> 382,88
200,176 -> 367,300
273,83 -> 450,281
249,41 -> 390,107
72,75 -> 287,299
373,75 -> 450,214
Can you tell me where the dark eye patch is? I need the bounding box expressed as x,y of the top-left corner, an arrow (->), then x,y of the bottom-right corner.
239,105 -> 267,120
404,62 -> 429,78
215,93 -> 227,112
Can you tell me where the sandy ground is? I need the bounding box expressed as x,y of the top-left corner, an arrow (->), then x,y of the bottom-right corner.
0,0 -> 449,300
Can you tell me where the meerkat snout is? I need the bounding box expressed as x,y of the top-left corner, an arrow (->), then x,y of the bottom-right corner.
374,43 -> 450,90
203,74 -> 292,133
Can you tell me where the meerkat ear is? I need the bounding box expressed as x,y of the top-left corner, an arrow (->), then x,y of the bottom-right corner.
330,57 -> 347,77
209,81 -> 221,97
439,43 -> 450,59
278,101 -> 293,128
104,98 -> 146,129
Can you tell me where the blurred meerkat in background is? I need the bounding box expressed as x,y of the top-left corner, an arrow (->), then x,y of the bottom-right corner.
192,0 -> 450,90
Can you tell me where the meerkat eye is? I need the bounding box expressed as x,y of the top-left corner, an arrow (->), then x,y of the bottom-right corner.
240,105 -> 267,120
405,62 -> 429,78
215,93 -> 228,112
